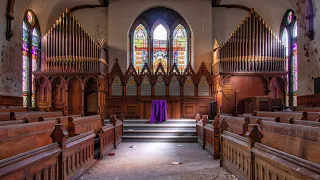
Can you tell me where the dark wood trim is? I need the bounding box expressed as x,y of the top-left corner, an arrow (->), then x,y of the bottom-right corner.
70,5 -> 105,12
0,95 -> 23,106
6,0 -> 15,40
219,72 -> 288,76
212,0 -> 222,6
212,5 -> 251,12
98,0 -> 109,6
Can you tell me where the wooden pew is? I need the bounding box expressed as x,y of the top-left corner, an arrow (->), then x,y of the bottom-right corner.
218,115 -> 250,136
253,110 -> 307,122
242,114 -> 320,128
68,115 -> 103,137
294,106 -> 320,112
39,114 -> 81,129
0,112 -> 11,121
257,120 -> 320,164
0,106 -> 27,113
196,115 -> 209,148
110,115 -> 123,148
0,143 -> 61,180
100,124 -> 115,159
10,111 -> 64,122
220,123 -> 320,180
0,119 -> 27,126
0,121 -> 55,160
239,114 -> 280,124
289,118 -> 320,128
51,124 -> 96,179
203,116 -> 220,159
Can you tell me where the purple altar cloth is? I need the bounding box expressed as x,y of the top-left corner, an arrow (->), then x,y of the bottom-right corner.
150,100 -> 168,124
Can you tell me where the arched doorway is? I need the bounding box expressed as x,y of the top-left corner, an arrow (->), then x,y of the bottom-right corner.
68,77 -> 82,115
84,78 -> 98,116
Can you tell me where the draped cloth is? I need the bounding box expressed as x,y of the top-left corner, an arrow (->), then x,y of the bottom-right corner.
150,100 -> 168,123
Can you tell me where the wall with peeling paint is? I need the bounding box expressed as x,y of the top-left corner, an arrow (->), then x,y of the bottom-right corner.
294,0 -> 319,95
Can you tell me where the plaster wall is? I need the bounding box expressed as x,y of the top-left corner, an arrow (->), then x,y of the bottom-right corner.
108,0 -> 213,72
73,7 -> 108,45
293,0 -> 319,95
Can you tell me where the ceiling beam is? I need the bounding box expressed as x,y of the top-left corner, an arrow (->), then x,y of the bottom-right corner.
212,0 -> 222,6
99,0 -> 109,7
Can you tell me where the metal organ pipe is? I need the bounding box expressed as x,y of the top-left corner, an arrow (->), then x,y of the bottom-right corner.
218,9 -> 287,73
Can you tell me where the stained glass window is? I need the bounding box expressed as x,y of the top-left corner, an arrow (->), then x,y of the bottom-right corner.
22,11 -> 39,108
292,42 -> 298,106
293,22 -> 298,38
22,21 -> 30,107
153,24 -> 168,72
173,24 -> 188,72
286,11 -> 293,25
133,24 -> 148,72
281,10 -> 298,106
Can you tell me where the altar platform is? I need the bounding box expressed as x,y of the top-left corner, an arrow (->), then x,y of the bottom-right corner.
105,119 -> 197,142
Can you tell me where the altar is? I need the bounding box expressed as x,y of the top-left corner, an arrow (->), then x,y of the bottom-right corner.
150,100 -> 168,123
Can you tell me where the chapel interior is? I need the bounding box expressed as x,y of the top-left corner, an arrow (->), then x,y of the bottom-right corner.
0,0 -> 319,179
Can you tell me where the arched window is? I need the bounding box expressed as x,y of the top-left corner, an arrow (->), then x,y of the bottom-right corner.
22,10 -> 40,108
129,7 -> 191,74
173,24 -> 188,72
280,10 -> 298,106
153,24 -> 168,72
133,24 -> 148,72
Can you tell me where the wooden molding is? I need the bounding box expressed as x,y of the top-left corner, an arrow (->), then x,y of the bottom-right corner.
0,95 -> 22,106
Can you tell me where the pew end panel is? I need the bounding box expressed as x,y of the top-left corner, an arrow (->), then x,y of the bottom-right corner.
100,124 -> 115,159
221,131 -> 251,180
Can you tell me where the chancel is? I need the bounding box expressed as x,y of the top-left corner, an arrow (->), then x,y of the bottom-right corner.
0,0 -> 319,179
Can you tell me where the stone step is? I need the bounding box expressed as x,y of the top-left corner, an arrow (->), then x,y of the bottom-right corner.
124,124 -> 196,128
122,135 -> 197,142
124,129 -> 196,136
123,119 -> 196,124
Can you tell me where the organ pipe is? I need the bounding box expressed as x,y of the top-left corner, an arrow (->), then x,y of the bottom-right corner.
219,9 -> 286,72
45,8 -> 101,72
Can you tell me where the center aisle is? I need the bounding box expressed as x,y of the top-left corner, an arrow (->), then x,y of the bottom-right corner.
82,143 -> 234,180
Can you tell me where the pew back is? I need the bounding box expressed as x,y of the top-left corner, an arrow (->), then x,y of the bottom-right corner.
219,115 -> 250,136
0,121 -> 55,159
0,106 -> 26,113
11,111 -> 64,122
39,114 -> 81,129
68,115 -> 103,137
254,111 -> 307,121
258,120 -> 320,164
239,114 -> 279,124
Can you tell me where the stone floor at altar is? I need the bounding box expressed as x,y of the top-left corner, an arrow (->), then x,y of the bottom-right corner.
82,143 -> 235,180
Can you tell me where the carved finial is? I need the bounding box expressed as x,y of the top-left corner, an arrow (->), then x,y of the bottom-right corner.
274,117 -> 280,122
247,124 -> 263,148
110,115 -> 117,125
50,124 -> 68,149
288,118 -> 295,124
212,116 -> 220,128
195,113 -> 201,123
202,115 -> 209,125
256,118 -> 262,125
252,110 -> 257,116
219,118 -> 229,132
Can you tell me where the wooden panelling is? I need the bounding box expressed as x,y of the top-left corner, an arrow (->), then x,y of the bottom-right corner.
0,95 -> 22,106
